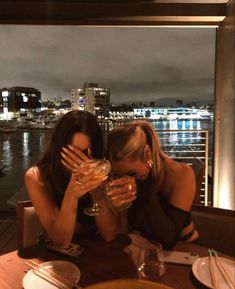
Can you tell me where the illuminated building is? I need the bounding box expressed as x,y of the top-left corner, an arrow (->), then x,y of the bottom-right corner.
71,83 -> 110,119
0,86 -> 41,114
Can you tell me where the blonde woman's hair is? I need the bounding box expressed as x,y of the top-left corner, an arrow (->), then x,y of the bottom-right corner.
108,121 -> 168,191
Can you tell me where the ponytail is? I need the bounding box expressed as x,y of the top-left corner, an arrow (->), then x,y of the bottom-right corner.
134,121 -> 167,191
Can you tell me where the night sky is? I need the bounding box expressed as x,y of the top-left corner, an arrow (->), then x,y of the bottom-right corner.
0,26 -> 216,104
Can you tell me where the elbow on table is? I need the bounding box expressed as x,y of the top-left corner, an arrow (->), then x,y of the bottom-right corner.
156,234 -> 179,250
46,232 -> 72,249
99,230 -> 117,243
164,239 -> 178,250
51,239 -> 71,249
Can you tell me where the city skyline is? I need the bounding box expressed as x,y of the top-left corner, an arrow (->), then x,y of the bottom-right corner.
0,26 -> 215,104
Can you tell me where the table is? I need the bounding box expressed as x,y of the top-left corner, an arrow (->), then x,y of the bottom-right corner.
0,233 -> 232,289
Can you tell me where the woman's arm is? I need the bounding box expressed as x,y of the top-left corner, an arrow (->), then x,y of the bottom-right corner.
94,177 -> 136,242
167,162 -> 198,241
25,166 -> 106,248
94,200 -> 121,242
25,166 -> 78,247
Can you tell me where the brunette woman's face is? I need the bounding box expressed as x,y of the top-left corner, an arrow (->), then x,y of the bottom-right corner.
111,158 -> 149,180
71,132 -> 91,154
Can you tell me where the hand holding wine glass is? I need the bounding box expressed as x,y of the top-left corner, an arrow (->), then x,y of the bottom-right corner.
61,145 -> 109,202
77,159 -> 111,216
105,175 -> 137,212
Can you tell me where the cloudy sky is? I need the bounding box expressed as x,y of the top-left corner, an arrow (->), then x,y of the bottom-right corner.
0,26 -> 215,104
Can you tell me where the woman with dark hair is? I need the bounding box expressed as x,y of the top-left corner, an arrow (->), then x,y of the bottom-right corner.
100,120 -> 199,249
25,110 -> 107,247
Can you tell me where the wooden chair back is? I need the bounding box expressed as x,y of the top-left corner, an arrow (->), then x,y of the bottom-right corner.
192,204 -> 235,257
17,200 -> 43,249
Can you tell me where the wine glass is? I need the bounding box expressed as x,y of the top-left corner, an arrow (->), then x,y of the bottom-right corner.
79,159 -> 111,216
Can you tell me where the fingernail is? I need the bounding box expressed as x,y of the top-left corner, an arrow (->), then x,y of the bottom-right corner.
62,147 -> 68,151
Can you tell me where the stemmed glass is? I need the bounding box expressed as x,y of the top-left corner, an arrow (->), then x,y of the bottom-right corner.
78,159 -> 111,216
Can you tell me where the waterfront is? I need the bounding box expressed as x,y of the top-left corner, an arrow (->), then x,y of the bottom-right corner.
0,119 -> 213,211
0,130 -> 52,210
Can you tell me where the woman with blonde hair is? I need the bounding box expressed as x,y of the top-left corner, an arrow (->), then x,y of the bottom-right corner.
101,120 -> 198,249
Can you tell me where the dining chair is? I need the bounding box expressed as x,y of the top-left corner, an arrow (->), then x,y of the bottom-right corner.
191,158 -> 205,204
17,200 -> 43,249
192,204 -> 235,257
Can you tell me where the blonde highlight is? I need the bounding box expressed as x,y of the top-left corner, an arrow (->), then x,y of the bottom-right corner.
108,121 -> 168,191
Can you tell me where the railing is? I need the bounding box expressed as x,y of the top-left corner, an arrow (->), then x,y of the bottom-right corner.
158,130 -> 209,205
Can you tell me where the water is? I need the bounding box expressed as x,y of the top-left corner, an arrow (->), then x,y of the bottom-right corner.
0,120 -> 213,210
0,130 -> 52,207
151,119 -> 214,163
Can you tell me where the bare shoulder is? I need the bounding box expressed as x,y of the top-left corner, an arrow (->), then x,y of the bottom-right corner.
25,166 -> 50,202
169,161 -> 196,188
24,166 -> 41,184
165,158 -> 194,182
164,158 -> 196,210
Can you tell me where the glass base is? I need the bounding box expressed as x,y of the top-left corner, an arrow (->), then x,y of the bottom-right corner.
84,203 -> 108,216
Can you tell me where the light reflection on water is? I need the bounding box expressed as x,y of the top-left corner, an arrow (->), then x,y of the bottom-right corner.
0,130 -> 52,204
0,120 -> 213,206
22,132 -> 30,169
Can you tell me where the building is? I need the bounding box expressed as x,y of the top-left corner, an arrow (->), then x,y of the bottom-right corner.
71,83 -> 110,119
0,86 -> 41,115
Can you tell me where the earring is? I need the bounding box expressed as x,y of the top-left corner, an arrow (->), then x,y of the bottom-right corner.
146,158 -> 153,169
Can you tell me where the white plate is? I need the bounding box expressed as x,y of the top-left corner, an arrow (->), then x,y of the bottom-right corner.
192,256 -> 235,289
23,260 -> 81,289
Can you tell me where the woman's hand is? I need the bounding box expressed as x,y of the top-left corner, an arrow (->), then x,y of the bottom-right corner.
67,169 -> 108,200
107,176 -> 137,207
74,162 -> 109,196
61,144 -> 91,172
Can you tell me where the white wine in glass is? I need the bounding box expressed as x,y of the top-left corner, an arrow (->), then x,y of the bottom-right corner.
81,159 -> 111,216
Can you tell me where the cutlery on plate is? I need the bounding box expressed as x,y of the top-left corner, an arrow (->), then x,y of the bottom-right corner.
208,249 -> 235,289
210,249 -> 235,289
208,249 -> 217,289
24,259 -> 81,289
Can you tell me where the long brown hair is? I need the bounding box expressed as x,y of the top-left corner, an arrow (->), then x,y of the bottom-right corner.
108,121 -> 167,191
37,110 -> 104,201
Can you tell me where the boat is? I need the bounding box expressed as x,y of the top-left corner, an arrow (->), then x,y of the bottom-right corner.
133,107 -> 213,121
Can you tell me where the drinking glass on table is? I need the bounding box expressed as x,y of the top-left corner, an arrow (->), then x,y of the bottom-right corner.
105,175 -> 136,212
75,159 -> 111,216
138,242 -> 165,282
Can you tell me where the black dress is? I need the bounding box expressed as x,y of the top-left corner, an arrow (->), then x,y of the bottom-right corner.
128,182 -> 192,249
